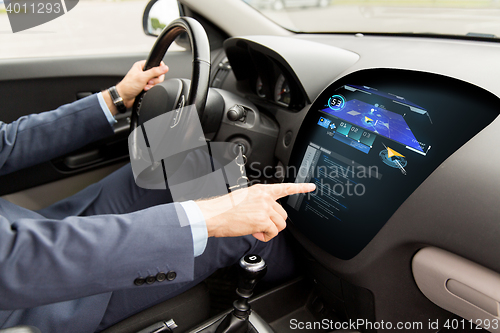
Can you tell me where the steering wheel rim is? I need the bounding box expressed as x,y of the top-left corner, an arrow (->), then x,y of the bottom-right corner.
130,17 -> 211,131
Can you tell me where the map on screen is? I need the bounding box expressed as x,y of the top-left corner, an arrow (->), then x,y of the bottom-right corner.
321,99 -> 424,152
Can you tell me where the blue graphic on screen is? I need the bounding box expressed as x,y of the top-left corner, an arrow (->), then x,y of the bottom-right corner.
346,85 -> 427,112
322,99 -> 424,152
328,95 -> 345,111
317,117 -> 331,129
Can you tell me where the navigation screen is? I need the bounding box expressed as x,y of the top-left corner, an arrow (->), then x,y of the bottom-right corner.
285,80 -> 435,259
283,70 -> 499,260
287,80 -> 432,221
306,84 -> 433,178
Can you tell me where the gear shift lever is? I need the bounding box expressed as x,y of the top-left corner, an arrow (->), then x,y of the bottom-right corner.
215,254 -> 267,333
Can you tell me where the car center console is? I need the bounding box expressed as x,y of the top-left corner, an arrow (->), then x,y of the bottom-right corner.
283,69 -> 499,259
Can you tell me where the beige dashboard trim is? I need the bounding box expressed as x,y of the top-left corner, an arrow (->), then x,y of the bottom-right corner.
413,247 -> 500,332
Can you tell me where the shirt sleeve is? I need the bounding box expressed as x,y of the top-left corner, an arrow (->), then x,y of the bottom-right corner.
179,201 -> 208,257
97,92 -> 118,127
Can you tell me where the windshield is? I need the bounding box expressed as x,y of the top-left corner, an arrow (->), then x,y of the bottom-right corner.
242,0 -> 500,39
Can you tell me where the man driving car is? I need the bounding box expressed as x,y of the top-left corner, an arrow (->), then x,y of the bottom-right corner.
0,61 -> 315,332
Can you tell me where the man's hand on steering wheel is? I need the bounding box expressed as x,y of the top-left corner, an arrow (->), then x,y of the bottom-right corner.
103,60 -> 169,115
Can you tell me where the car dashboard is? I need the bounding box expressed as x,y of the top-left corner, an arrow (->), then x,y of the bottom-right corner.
1,11 -> 500,331
210,33 -> 500,331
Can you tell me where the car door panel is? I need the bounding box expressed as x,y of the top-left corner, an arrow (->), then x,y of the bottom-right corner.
0,50 -> 195,204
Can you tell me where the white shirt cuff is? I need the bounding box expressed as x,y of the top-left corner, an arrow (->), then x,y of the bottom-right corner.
97,92 -> 117,127
180,201 -> 208,257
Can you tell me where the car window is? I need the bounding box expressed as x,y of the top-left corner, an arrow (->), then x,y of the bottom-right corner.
0,0 -> 184,59
242,0 -> 500,39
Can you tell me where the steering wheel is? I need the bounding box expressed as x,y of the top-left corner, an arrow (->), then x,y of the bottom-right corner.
130,17 -> 211,130
128,17 -> 216,190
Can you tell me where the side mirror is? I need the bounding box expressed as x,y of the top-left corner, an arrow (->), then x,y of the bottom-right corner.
142,0 -> 181,37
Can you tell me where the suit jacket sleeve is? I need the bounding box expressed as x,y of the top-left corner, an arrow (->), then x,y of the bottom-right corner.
0,95 -> 195,310
0,94 -> 114,176
0,200 -> 195,310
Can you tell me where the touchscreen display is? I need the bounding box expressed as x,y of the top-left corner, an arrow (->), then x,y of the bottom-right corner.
288,84 -> 431,223
283,69 -> 498,259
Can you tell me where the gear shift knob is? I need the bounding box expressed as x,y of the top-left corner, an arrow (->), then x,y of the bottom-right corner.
215,254 -> 267,333
237,254 -> 267,296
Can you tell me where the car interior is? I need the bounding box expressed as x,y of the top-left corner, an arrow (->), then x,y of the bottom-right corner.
1,0 -> 500,332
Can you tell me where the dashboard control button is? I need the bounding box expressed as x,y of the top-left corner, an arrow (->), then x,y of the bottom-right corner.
227,105 -> 246,121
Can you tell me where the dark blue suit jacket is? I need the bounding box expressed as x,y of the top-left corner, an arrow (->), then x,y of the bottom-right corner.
0,95 -> 195,332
